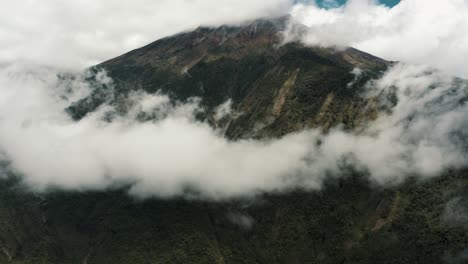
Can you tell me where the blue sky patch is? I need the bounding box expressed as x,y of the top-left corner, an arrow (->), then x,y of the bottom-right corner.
314,0 -> 400,8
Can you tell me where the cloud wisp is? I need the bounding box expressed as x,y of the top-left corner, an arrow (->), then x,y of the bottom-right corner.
0,63 -> 466,200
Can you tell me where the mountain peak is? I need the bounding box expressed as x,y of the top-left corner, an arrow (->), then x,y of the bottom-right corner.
71,19 -> 390,138
101,15 -> 386,72
197,15 -> 292,34
238,15 -> 292,32
65,16 -> 392,138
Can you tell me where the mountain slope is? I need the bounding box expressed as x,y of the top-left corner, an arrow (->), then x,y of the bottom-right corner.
0,17 -> 467,264
68,17 -> 389,138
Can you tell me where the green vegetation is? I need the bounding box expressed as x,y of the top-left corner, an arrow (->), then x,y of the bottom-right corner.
1,18 -> 466,263
0,170 -> 466,263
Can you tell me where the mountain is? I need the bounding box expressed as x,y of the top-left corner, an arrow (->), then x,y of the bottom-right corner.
68,17 -> 389,138
0,17 -> 467,264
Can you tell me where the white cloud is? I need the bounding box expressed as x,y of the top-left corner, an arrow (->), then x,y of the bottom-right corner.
288,0 -> 468,77
0,64 -> 319,198
213,99 -> 233,121
0,0 -> 467,200
0,63 -> 466,199
0,0 -> 292,69
2,0 -> 468,78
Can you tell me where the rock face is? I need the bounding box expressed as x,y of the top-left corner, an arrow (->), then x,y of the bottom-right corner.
0,18 -> 467,264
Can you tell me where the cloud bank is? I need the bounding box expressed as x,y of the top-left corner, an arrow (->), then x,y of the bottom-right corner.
0,0 -> 467,199
0,63 -> 466,199
2,0 -> 468,78
0,0 -> 291,69
288,0 -> 468,77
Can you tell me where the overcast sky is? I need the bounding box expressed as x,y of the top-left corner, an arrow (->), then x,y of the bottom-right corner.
0,0 -> 291,68
1,0 -> 468,77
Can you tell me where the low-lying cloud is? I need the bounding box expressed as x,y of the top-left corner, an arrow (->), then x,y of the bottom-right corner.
0,0 -> 467,199
0,63 -> 466,199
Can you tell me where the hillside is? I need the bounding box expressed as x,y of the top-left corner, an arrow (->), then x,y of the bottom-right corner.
0,17 -> 467,264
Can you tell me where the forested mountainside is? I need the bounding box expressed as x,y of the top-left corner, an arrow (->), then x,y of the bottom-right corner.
0,17 -> 466,264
